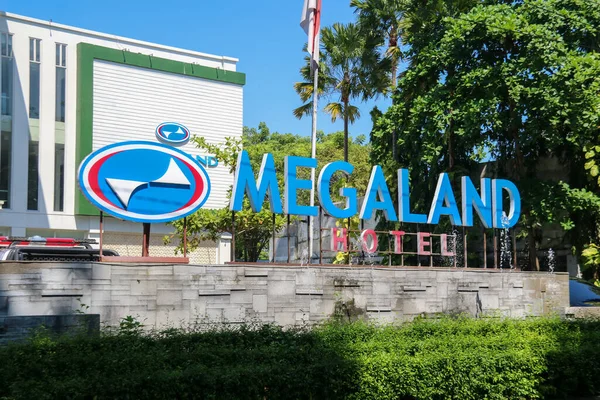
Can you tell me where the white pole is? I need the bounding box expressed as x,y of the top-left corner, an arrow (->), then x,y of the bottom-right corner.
308,64 -> 318,264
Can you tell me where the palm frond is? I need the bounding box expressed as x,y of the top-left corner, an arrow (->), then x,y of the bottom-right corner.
324,102 -> 344,122
294,10 -> 398,124
346,105 -> 362,124
294,81 -> 314,103
293,102 -> 313,120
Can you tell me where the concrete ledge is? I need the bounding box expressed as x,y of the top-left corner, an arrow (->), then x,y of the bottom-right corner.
565,307 -> 600,319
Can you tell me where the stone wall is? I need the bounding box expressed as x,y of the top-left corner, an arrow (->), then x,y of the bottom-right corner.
0,262 -> 569,328
565,307 -> 600,319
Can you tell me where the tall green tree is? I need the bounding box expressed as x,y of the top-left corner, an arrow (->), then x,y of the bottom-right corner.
370,0 -> 600,270
352,0 -> 406,161
351,0 -> 405,89
294,22 -> 388,162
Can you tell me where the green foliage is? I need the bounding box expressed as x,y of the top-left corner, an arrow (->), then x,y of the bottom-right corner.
0,324 -> 354,400
584,144 -> 600,187
73,298 -> 89,315
332,214 -> 361,264
295,23 -> 388,116
582,243 -> 600,281
1,317 -> 600,399
521,181 -> 600,232
582,243 -> 600,264
351,0 -> 406,89
167,123 -> 371,262
118,315 -> 145,336
369,0 -> 600,269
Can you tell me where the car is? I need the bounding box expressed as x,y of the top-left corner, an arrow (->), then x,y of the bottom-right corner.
569,278 -> 600,307
0,236 -> 118,262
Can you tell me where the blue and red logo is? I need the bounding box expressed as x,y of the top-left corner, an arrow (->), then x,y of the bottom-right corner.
78,141 -> 210,223
156,122 -> 191,146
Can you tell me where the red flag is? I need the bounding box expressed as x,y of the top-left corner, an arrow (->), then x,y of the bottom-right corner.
300,0 -> 322,69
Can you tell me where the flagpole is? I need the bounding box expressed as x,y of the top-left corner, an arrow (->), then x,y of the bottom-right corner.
301,0 -> 321,264
308,63 -> 318,264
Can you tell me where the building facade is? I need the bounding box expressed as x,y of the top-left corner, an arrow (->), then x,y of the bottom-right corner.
0,12 -> 244,262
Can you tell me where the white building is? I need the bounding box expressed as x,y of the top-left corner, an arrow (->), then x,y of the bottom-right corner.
0,12 -> 244,263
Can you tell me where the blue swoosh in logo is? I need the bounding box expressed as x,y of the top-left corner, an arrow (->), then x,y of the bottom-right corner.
156,122 -> 191,146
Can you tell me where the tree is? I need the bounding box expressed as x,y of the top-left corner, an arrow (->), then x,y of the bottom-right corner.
294,23 -> 388,162
582,244 -> 600,284
352,0 -> 406,161
167,123 -> 372,262
166,135 -> 285,262
370,0 -> 600,270
351,0 -> 405,89
243,122 -> 270,146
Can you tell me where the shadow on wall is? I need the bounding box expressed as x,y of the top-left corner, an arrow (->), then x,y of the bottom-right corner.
0,314 -> 99,344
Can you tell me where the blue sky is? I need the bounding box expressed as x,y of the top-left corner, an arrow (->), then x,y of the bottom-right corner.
6,0 -> 391,139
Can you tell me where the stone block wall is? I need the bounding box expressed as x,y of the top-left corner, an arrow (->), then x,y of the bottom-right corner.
0,262 -> 569,329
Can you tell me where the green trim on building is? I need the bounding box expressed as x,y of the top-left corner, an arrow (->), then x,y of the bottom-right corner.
75,43 -> 96,216
75,43 -> 245,216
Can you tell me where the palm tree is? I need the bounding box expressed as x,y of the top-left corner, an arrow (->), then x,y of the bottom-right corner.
351,0 -> 406,162
294,22 -> 387,162
351,0 -> 405,90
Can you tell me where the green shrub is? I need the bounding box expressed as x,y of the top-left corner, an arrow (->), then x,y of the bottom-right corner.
0,317 -> 599,399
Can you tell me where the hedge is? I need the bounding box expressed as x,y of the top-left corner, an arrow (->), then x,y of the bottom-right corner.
0,316 -> 599,399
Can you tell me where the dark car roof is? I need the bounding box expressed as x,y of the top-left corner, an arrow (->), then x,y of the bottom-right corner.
1,247 -> 118,262
569,279 -> 600,307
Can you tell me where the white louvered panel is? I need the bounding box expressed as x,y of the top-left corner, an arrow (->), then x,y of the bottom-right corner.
92,60 -> 243,210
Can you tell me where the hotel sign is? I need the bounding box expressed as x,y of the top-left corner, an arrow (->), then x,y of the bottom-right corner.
230,150 -> 521,256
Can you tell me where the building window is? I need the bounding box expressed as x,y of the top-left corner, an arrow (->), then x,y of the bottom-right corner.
0,32 -> 13,209
1,33 -> 12,116
0,132 -> 11,210
27,39 -> 42,210
55,44 -> 66,122
56,43 -> 66,68
27,142 -> 39,210
29,38 -> 41,119
54,43 -> 67,211
53,143 -> 65,212
1,33 -> 12,57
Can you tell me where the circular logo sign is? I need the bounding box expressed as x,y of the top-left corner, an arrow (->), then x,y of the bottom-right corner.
156,122 -> 191,146
78,141 -> 210,223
